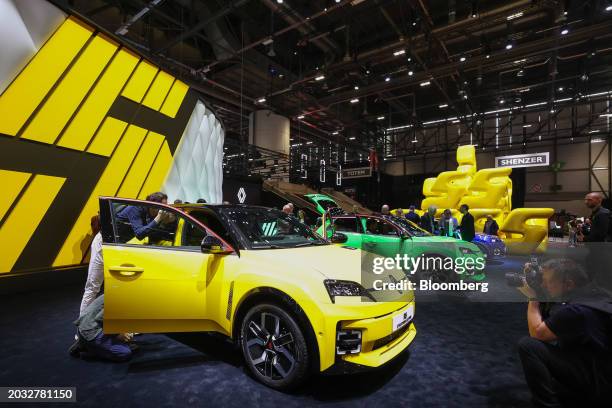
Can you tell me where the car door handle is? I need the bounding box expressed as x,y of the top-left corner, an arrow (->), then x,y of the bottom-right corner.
109,264 -> 144,276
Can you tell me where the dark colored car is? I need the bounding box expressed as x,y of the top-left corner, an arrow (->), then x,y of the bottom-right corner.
473,233 -> 506,259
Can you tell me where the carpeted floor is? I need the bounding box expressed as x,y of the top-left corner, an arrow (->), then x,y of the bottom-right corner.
0,273 -> 533,408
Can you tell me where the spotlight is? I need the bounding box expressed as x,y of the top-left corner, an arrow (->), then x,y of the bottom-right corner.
354,85 -> 359,90
483,43 -> 492,59
607,5 -> 612,12
505,42 -> 513,50
420,81 -> 431,86
315,75 -> 325,81
517,69 -> 525,77
499,98 -> 505,105
561,25 -> 569,35
393,49 -> 406,56
460,56 -> 466,62
297,115 -> 305,119
276,0 -> 283,3
257,97 -> 266,103
377,116 -> 385,120
558,87 -> 564,92
439,104 -> 448,108
350,98 -> 359,103
385,77 -> 391,82
507,12 -> 523,20
408,70 -> 414,76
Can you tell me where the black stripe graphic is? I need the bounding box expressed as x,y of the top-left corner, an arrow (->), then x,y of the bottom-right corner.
0,137 -> 107,272
107,89 -> 198,154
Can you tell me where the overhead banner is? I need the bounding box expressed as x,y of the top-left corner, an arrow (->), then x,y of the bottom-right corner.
342,167 -> 372,179
495,152 -> 549,168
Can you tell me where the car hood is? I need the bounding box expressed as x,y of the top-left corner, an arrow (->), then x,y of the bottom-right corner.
245,244 -> 364,281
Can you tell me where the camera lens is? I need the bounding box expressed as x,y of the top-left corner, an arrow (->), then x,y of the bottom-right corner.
505,272 -> 525,288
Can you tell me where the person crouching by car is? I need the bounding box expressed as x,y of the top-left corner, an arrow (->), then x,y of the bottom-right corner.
517,259 -> 612,407
70,295 -> 133,362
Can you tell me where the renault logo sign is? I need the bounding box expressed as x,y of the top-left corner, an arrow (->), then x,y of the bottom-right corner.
237,187 -> 246,203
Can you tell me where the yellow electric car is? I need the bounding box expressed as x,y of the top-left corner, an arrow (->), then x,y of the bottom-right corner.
99,197 -> 416,390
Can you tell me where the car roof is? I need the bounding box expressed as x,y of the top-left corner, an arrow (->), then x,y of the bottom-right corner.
174,203 -> 279,211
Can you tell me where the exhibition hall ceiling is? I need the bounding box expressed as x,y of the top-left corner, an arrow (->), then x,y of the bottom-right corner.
48,0 -> 612,159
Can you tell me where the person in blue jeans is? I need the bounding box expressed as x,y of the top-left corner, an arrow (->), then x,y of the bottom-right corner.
70,295 -> 132,362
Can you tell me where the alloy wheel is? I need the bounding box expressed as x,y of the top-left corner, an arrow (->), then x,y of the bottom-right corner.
244,312 -> 297,380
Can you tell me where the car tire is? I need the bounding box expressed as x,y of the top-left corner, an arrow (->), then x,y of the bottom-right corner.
415,254 -> 457,284
240,303 -> 310,390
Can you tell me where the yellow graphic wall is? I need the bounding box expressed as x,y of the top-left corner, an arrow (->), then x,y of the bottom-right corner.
0,16 -> 197,275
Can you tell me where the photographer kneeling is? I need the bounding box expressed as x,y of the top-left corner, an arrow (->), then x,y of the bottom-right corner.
516,259 -> 612,407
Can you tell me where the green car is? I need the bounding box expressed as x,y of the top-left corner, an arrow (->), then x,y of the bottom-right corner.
304,193 -> 345,216
321,213 -> 487,282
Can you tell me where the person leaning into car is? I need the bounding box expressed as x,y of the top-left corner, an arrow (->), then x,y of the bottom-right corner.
517,259 -> 612,407
116,191 -> 174,243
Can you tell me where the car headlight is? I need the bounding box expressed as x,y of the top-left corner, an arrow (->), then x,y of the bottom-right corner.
324,279 -> 375,303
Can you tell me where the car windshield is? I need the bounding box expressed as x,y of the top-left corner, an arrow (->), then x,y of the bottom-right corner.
221,207 -> 327,249
388,216 -> 431,237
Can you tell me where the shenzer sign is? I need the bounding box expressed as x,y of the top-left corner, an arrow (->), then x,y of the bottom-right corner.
495,152 -> 550,168
342,167 -> 372,179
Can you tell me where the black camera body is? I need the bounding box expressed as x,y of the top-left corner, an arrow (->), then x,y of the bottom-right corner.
505,259 -> 543,290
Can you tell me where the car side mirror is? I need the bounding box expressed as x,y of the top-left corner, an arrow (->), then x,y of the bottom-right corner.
331,232 -> 348,244
201,235 -> 230,254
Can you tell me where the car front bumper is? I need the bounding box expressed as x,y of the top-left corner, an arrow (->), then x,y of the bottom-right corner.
315,301 -> 417,371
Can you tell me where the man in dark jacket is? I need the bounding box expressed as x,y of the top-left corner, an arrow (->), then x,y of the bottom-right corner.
580,192 -> 610,243
406,205 -> 421,224
459,204 -> 475,242
420,206 -> 437,234
483,214 -> 499,236
517,259 -> 612,407
115,192 -> 174,243
579,192 -> 612,289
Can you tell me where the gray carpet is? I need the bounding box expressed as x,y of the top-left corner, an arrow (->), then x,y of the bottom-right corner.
0,278 -> 532,407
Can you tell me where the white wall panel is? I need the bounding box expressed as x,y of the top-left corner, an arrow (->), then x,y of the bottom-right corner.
0,0 -> 65,94
162,100 -> 225,203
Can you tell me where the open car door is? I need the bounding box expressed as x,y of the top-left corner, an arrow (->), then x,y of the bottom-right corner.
98,197 -> 235,334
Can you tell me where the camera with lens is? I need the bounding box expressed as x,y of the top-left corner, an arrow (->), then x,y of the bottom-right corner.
505,257 -> 543,290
